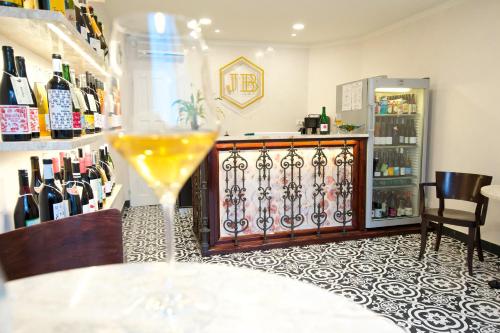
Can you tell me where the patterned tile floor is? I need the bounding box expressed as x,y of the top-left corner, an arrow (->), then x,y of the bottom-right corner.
123,206 -> 500,333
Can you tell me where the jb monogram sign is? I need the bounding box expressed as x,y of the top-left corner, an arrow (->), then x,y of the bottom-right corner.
219,56 -> 264,109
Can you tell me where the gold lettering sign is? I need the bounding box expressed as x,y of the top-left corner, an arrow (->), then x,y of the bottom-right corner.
220,56 -> 264,109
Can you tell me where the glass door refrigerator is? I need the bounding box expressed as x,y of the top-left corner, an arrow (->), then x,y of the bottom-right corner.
336,77 -> 430,228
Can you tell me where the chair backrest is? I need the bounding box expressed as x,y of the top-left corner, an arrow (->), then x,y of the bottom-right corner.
435,171 -> 492,203
0,209 -> 123,281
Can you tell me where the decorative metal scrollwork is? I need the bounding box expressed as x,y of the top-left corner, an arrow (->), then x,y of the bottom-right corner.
311,143 -> 328,236
222,144 -> 249,245
280,142 -> 305,238
255,143 -> 274,241
334,141 -> 354,231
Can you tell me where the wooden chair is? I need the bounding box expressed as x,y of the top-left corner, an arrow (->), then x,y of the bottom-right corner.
0,209 -> 123,281
418,171 -> 492,275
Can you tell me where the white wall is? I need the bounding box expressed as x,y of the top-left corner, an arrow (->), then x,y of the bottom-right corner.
308,0 -> 500,244
207,43 -> 309,135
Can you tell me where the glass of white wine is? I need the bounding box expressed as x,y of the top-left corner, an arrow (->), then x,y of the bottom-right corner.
105,13 -> 219,263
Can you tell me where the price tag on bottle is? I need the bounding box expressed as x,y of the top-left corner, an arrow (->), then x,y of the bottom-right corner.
10,77 -> 34,105
90,38 -> 101,52
69,87 -> 81,109
87,94 -> 98,112
74,89 -> 88,111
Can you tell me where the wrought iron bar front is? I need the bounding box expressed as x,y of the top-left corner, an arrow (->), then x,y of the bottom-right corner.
311,143 -> 328,236
334,141 -> 354,231
280,142 -> 305,238
222,144 -> 249,245
255,143 -> 274,241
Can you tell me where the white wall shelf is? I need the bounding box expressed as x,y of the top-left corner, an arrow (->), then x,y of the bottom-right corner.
0,133 -> 104,152
103,184 -> 124,211
0,6 -> 107,80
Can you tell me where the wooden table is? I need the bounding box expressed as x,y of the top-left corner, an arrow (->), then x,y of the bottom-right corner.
6,262 -> 403,332
481,185 -> 500,289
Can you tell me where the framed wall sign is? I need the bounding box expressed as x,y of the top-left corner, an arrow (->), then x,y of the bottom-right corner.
219,56 -> 264,109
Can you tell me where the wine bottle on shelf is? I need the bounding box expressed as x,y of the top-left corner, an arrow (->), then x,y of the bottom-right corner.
70,69 -> 86,135
74,0 -> 87,38
373,151 -> 380,177
85,152 -> 103,209
87,72 -> 101,133
30,156 -> 43,203
387,151 -> 394,177
398,149 -> 406,176
80,73 -> 96,134
80,2 -> 98,47
0,0 -> 21,7
381,151 -> 388,177
380,192 -> 388,218
15,56 -> 40,139
404,192 -> 414,216
319,106 -> 330,135
374,119 -> 381,145
52,157 -> 63,192
388,191 -> 397,218
14,169 -> 40,229
384,119 -> 392,145
79,157 -> 96,212
62,62 -> 82,137
104,145 -> 115,170
92,152 -> 109,199
47,54 -> 74,139
33,83 -> 50,137
398,118 -> 405,145
409,119 -> 417,144
373,191 -> 383,219
77,74 -> 93,134
411,94 -> 417,114
88,5 -> 108,56
99,148 -> 113,196
72,161 -> 90,213
39,159 -> 65,222
0,46 -> 31,142
393,151 -> 400,177
397,196 -> 405,217
391,118 -> 398,145
63,157 -> 82,216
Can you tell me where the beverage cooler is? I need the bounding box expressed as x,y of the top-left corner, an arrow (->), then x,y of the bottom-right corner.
336,77 -> 430,228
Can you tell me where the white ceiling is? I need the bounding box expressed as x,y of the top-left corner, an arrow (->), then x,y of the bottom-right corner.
94,0 -> 449,45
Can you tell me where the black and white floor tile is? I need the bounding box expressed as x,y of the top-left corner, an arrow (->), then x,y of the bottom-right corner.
122,206 -> 500,333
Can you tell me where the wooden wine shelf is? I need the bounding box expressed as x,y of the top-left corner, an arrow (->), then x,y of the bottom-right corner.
103,184 -> 124,211
0,133 -> 104,152
0,6 -> 107,79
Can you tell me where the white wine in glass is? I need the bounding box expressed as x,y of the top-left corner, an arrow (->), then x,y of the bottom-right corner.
106,12 -> 219,263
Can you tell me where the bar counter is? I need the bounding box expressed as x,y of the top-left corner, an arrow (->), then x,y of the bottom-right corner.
193,133 -> 374,255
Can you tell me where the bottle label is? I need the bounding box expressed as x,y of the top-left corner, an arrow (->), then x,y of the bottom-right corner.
52,58 -> 62,73
63,199 -> 70,217
406,167 -> 412,175
404,207 -> 413,216
44,114 -> 51,130
410,137 -> 417,144
389,207 -> 397,217
400,168 -> 406,176
10,77 -> 34,105
393,166 -> 400,177
26,218 -> 40,227
87,94 -> 98,112
89,198 -> 97,212
374,208 -> 383,218
320,123 -> 329,132
72,111 -> 82,130
0,105 -> 30,134
70,88 -> 81,109
84,114 -> 95,130
105,181 -> 112,194
386,137 -> 392,145
374,171 -> 381,177
29,107 -> 40,133
82,204 -> 91,214
90,178 -> 102,203
387,167 -> 394,176
90,38 -> 101,51
397,207 -> 405,217
75,89 -> 88,111
49,0 -> 65,14
80,26 -> 88,40
53,201 -> 66,220
48,89 -> 73,130
94,113 -> 101,129
405,137 -> 410,144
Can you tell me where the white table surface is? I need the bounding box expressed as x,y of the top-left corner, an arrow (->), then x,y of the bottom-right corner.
5,262 -> 402,333
482,185 -> 500,201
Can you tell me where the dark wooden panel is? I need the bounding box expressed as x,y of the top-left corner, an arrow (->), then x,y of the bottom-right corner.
0,209 -> 123,281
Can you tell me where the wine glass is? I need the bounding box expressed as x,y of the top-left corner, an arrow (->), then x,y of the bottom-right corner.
105,13 -> 219,264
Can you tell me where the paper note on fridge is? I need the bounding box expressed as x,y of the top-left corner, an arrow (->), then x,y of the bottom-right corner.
341,83 -> 352,111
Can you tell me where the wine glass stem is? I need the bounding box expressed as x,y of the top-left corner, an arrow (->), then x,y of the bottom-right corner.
160,194 -> 177,264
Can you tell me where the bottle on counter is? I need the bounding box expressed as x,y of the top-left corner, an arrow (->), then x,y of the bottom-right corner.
15,56 -> 40,139
30,156 -> 43,203
14,169 -> 40,229
0,45 -> 31,142
39,159 -> 65,222
319,106 -> 330,135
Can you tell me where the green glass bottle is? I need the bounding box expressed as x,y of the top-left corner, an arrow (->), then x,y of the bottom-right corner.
319,106 -> 330,135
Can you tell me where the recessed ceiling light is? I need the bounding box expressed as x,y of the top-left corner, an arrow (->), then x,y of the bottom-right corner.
214,29 -> 221,33
292,23 -> 305,30
291,33 -> 297,37
199,18 -> 212,25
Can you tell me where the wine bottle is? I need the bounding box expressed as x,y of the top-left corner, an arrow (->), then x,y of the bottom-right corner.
388,191 -> 397,218
64,0 -> 76,24
374,191 -> 383,219
0,0 -> 21,7
80,3 -> 95,44
398,118 -> 405,145
52,157 -> 63,192
384,119 -> 392,145
30,156 -> 43,203
79,157 -> 96,212
397,196 -> 405,217
74,0 -> 87,38
319,106 -> 330,135
373,151 -> 380,177
380,192 -> 387,218
47,54 -> 74,139
104,145 -> 115,170
15,56 -> 40,139
33,83 -> 50,137
72,161 -> 90,213
79,74 -> 95,134
88,6 -> 108,56
98,148 -> 112,196
387,151 -> 394,177
374,119 -> 381,145
381,151 -> 388,177
70,69 -> 86,135
14,169 -> 40,229
87,72 -> 101,133
86,152 -> 104,208
0,46 -> 31,142
411,94 -> 417,114
393,151 -> 400,177
409,119 -> 417,144
62,62 -> 82,137
63,157 -> 82,216
404,192 -> 414,216
398,149 -> 406,176
39,159 -> 65,222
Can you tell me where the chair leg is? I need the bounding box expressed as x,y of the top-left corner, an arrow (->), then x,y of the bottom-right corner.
467,227 -> 476,276
419,218 -> 428,260
434,222 -> 443,251
476,226 -> 484,262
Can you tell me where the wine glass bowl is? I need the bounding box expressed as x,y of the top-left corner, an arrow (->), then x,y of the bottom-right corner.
105,12 -> 218,263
